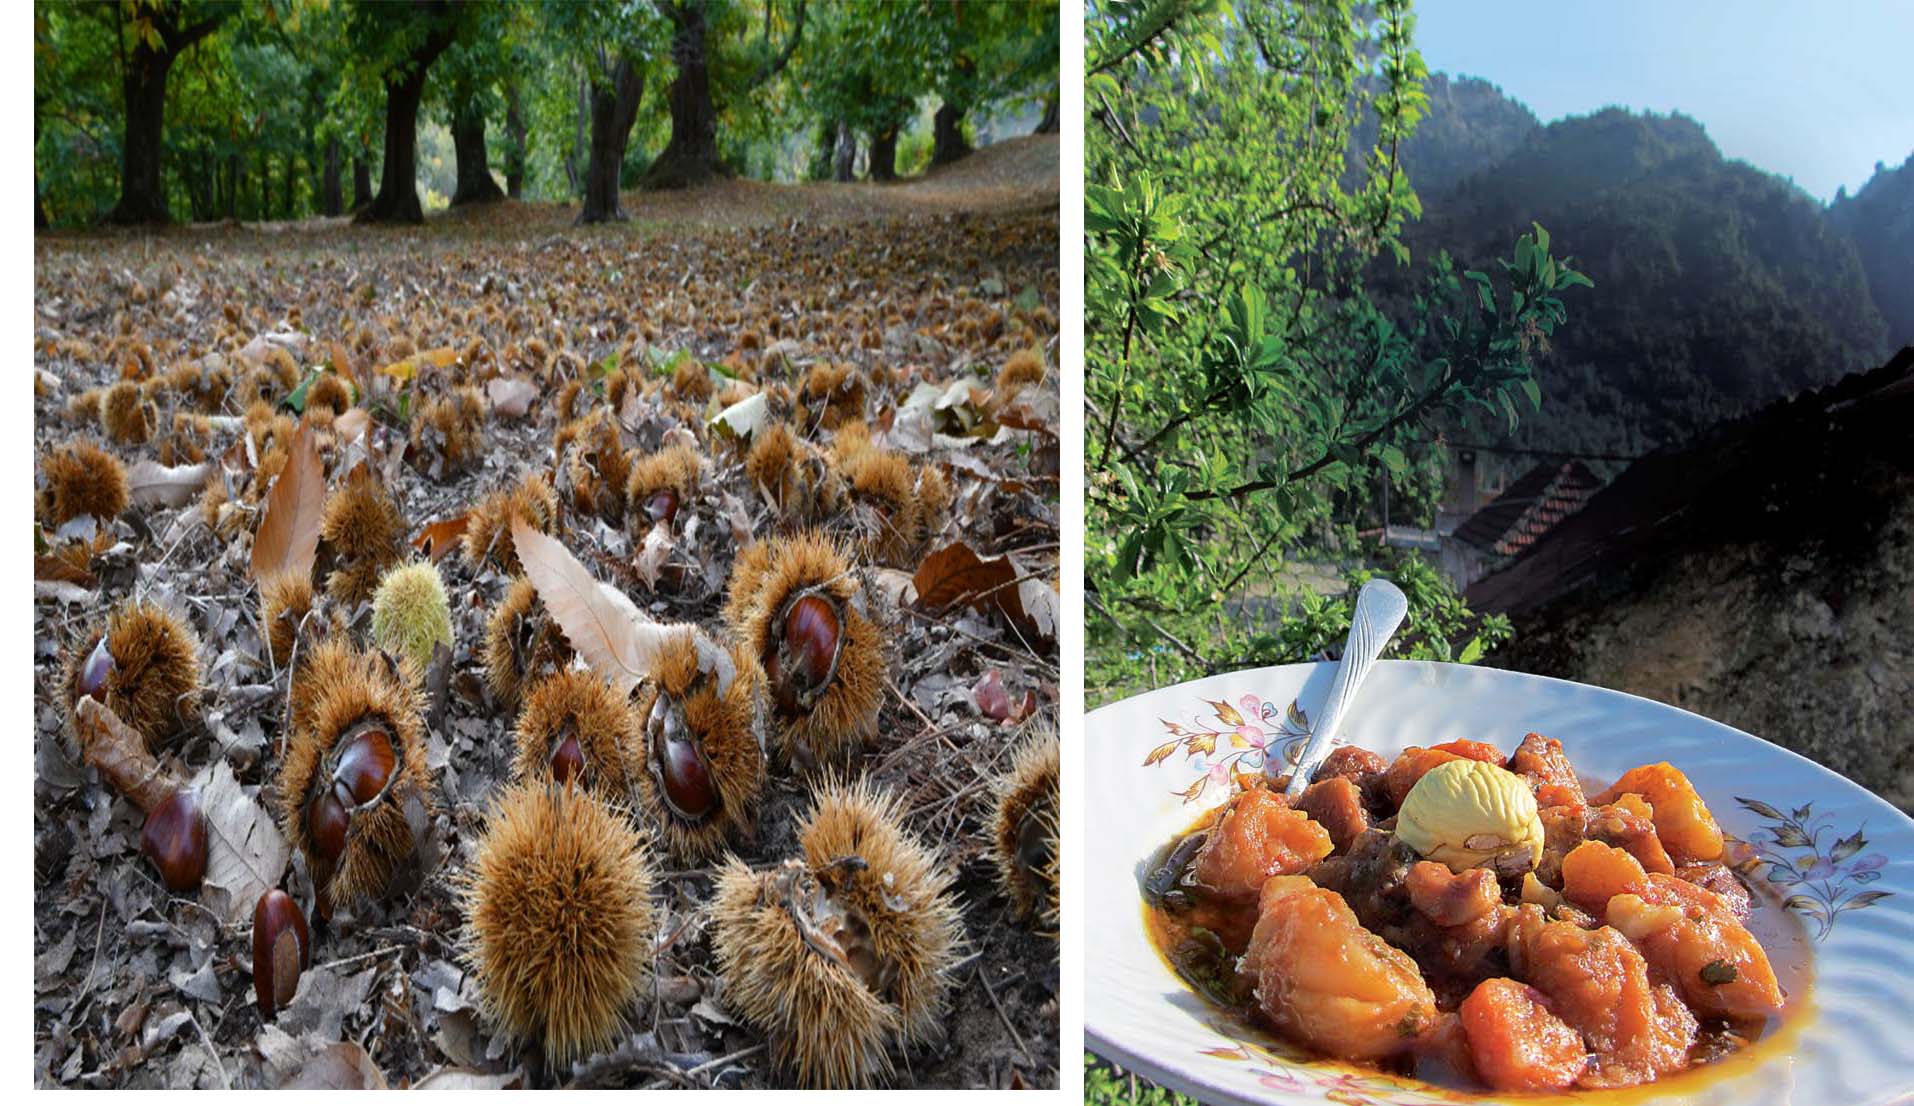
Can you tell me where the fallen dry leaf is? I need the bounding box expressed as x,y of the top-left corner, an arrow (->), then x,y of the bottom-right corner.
127,460 -> 214,509
485,377 -> 538,419
74,696 -> 179,812
250,418 -> 324,584
192,758 -> 291,927
412,514 -> 471,562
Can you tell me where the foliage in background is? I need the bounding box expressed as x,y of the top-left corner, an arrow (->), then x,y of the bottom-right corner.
1084,0 -> 1588,705
34,0 -> 1060,227
1085,1054 -> 1197,1106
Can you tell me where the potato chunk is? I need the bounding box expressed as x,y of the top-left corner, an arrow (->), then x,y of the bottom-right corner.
1563,842 -> 1783,1021
1510,732 -> 1586,808
1607,889 -> 1784,1019
1592,763 -> 1723,863
1406,861 -> 1501,927
1506,904 -> 1696,1088
1242,877 -> 1438,1060
1292,776 -> 1369,853
1430,739 -> 1508,768
1459,977 -> 1589,1092
1189,787 -> 1333,905
1382,746 -> 1463,809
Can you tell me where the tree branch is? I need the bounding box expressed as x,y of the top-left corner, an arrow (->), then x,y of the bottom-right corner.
747,0 -> 805,90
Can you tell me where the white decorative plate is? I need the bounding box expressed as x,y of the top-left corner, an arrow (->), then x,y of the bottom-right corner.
1085,661 -> 1914,1106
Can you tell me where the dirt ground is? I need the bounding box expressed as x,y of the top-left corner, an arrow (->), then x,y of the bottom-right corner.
31,139 -> 1060,1089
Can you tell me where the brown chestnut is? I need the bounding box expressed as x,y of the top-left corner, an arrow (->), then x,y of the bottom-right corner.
648,695 -> 715,820
307,789 -> 349,863
550,732 -> 585,786
140,789 -> 208,893
770,594 -> 841,714
333,727 -> 395,805
251,889 -> 311,1020
77,634 -> 115,700
643,488 -> 679,526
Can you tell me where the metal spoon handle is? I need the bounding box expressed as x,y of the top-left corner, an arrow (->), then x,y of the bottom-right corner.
1283,578 -> 1409,798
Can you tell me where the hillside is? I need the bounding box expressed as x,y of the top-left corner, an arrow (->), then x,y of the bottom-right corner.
1829,153 -> 1914,349
1374,87 -> 1893,460
1472,349 -> 1914,812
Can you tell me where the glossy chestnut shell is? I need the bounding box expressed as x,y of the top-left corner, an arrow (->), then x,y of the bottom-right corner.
141,789 -> 208,893
305,724 -> 396,863
643,488 -> 679,526
550,731 -> 585,786
647,694 -> 716,821
77,634 -> 115,700
769,593 -> 841,716
252,889 -> 311,1020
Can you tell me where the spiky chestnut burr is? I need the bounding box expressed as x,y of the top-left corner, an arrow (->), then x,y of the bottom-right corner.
797,362 -> 867,431
990,725 -> 1059,933
483,576 -> 575,708
316,464 -> 406,607
710,778 -> 964,1087
744,423 -> 846,524
259,570 -> 319,671
370,561 -> 454,676
462,781 -> 656,1066
558,408 -> 633,522
631,630 -> 766,863
305,372 -> 353,417
671,359 -> 714,403
840,449 -> 922,567
62,600 -> 201,748
409,385 -> 486,477
101,380 -> 157,444
992,347 -> 1047,400
510,668 -> 645,807
278,646 -> 435,912
463,471 -> 561,577
624,443 -> 701,536
37,440 -> 128,527
725,533 -> 887,768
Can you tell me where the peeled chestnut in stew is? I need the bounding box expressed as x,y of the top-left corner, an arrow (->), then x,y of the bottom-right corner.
77,634 -> 115,699
252,889 -> 311,1020
648,695 -> 716,820
141,789 -> 208,892
770,594 -> 840,715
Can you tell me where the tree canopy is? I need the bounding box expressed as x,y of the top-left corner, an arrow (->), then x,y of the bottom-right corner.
35,0 -> 1061,227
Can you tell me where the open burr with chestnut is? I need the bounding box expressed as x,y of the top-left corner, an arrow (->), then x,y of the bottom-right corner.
725,533 -> 888,769
276,643 -> 435,914
631,627 -> 766,863
711,777 -> 964,1087
62,599 -> 202,749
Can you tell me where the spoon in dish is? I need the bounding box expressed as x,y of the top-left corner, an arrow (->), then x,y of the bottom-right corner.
1281,577 -> 1408,799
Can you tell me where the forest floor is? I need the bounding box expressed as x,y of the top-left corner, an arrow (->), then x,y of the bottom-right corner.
31,138 -> 1059,1089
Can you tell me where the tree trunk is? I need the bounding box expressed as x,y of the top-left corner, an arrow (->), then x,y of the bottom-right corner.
643,1 -> 720,191
359,9 -> 457,225
565,72 -> 587,195
323,137 -> 343,216
1036,92 -> 1059,134
869,127 -> 899,182
107,10 -> 223,225
644,0 -> 805,190
352,153 -> 372,210
450,95 -> 505,206
504,84 -> 527,199
579,55 -> 646,224
108,50 -> 174,224
256,150 -> 268,220
832,120 -> 853,182
931,100 -> 972,167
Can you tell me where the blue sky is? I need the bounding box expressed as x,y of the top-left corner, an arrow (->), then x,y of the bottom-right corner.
1410,0 -> 1914,202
